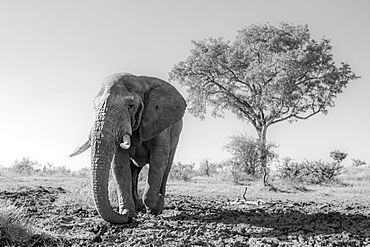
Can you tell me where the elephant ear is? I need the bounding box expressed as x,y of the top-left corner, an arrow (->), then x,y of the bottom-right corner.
139,78 -> 186,141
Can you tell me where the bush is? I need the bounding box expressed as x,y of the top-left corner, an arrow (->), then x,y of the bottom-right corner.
41,163 -> 71,176
11,157 -> 41,175
329,150 -> 348,163
229,160 -> 257,184
305,160 -> 343,184
223,133 -> 278,179
169,162 -> 195,181
277,157 -> 305,182
9,157 -> 75,177
352,158 -> 367,167
74,167 -> 91,178
197,158 -> 218,177
277,158 -> 343,185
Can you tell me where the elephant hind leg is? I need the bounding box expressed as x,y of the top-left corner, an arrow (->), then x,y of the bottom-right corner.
143,127 -> 181,215
144,145 -> 178,215
159,146 -> 178,197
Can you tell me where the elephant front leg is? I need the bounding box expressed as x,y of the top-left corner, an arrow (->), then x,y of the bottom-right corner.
112,150 -> 136,219
130,160 -> 145,211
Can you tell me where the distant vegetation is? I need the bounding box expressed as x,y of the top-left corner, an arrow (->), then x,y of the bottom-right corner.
168,162 -> 196,182
0,146 -> 368,187
276,150 -> 347,185
0,157 -> 89,178
277,158 -> 343,185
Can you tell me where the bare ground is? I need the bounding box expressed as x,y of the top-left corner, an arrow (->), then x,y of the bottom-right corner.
1,176 -> 370,246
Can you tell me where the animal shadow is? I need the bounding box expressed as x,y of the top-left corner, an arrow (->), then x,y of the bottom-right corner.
163,195 -> 370,241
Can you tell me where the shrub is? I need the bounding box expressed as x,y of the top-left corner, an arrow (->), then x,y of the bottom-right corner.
9,157 -> 73,177
229,160 -> 257,184
223,133 -> 278,180
197,158 -> 218,177
169,162 -> 195,181
277,157 -> 305,183
277,158 -> 343,185
41,163 -> 71,176
75,167 -> 91,178
329,150 -> 348,163
11,157 -> 41,175
352,158 -> 367,167
55,165 -> 71,175
0,166 -> 16,177
305,160 -> 343,184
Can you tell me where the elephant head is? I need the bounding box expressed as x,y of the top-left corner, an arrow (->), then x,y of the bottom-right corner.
70,73 -> 186,223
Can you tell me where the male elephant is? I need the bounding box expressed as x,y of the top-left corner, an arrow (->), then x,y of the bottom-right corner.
70,73 -> 186,224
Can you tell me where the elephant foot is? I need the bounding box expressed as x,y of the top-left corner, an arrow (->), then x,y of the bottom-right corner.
135,199 -> 146,212
145,194 -> 164,215
119,204 -> 136,219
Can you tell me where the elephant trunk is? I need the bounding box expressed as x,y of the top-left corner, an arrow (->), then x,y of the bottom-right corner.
91,113 -> 129,224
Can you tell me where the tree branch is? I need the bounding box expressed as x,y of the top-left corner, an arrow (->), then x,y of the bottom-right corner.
270,105 -> 323,125
207,78 -> 259,119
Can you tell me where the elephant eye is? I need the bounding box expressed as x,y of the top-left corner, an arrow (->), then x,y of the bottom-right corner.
128,104 -> 134,110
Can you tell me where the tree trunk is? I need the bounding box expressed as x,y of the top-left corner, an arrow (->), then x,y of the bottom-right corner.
256,126 -> 269,186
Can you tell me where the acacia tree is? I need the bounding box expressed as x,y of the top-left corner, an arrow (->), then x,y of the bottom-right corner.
169,22 -> 359,185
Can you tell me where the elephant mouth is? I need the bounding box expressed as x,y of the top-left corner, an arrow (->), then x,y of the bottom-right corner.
119,133 -> 131,149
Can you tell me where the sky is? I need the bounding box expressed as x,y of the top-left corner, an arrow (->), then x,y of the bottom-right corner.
0,0 -> 369,170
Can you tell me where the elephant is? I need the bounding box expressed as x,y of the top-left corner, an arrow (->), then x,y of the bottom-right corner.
70,73 -> 186,224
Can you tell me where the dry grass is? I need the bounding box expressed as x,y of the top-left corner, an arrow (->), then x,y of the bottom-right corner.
55,179 -> 95,207
3,166 -> 370,207
165,167 -> 370,207
0,200 -> 70,246
340,165 -> 370,183
1,167 -> 370,245
0,201 -> 33,245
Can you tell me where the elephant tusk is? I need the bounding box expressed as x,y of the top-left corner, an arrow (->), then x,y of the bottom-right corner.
69,140 -> 91,157
120,134 -> 131,149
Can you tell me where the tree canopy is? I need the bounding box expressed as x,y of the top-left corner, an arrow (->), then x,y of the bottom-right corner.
169,23 -> 359,136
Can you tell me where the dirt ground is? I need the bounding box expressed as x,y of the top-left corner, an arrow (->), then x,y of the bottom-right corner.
1,176 -> 370,246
